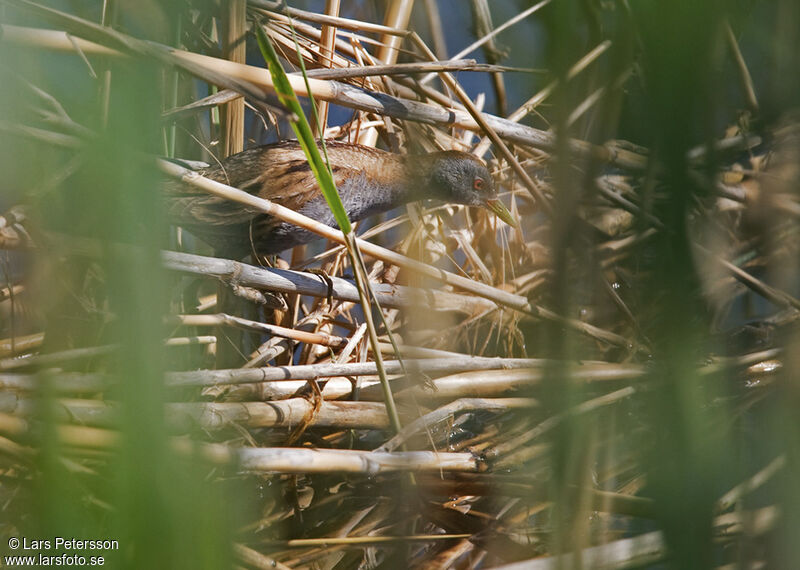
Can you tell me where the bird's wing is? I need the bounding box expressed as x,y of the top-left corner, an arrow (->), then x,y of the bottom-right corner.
255,157 -> 367,214
164,142 -> 391,250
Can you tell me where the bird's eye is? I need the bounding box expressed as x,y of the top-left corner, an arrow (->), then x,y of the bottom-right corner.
473,177 -> 485,191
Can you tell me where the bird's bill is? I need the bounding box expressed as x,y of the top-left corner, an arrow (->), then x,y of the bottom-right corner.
484,198 -> 518,227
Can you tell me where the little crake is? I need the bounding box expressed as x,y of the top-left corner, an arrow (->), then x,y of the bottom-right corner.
166,140 -> 515,258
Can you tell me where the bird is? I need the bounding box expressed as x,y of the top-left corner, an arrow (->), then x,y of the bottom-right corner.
166,140 -> 516,258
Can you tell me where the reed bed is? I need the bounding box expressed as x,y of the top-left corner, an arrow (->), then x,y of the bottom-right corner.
0,1 -> 798,568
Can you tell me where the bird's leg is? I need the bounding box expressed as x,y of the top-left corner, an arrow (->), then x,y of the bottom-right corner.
245,253 -> 289,311
307,268 -> 335,307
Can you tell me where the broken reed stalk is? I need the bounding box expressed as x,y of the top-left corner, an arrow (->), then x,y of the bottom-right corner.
172,314 -> 349,348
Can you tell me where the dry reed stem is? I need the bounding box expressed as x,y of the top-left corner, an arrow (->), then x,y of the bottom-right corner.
173,313 -> 349,348
238,447 -> 480,474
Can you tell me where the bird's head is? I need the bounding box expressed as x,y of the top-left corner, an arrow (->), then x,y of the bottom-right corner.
425,151 -> 517,227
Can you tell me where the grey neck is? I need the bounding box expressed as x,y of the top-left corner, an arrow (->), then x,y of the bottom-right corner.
337,172 -> 418,222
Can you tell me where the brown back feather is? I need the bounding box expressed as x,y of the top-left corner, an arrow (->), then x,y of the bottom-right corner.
164,141 -> 408,252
